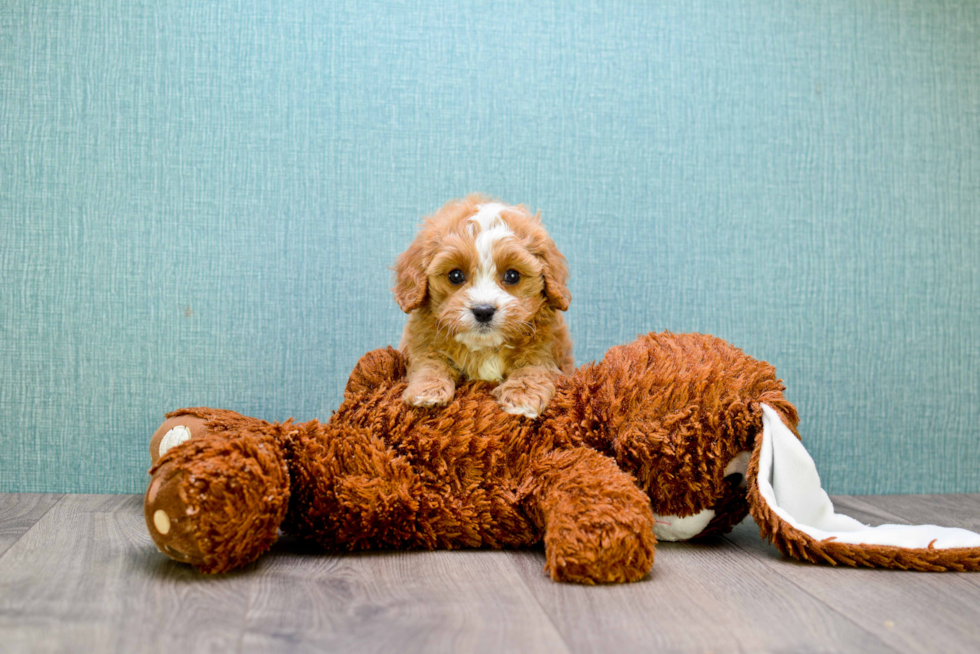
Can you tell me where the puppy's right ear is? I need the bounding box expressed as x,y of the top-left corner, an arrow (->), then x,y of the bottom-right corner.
392,234 -> 429,313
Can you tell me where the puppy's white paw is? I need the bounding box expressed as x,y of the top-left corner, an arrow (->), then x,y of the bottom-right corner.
403,377 -> 455,408
492,378 -> 554,419
499,402 -> 541,419
406,392 -> 451,408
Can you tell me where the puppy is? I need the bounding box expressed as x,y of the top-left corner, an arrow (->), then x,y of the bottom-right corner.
393,194 -> 573,418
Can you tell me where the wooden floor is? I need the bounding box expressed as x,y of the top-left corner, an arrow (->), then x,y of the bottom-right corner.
0,493 -> 978,653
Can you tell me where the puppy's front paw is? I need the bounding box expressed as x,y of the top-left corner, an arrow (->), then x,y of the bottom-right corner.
492,377 -> 555,419
403,376 -> 455,408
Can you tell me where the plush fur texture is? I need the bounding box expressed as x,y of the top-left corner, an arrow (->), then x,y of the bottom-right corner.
393,195 -> 573,418
146,332 -> 800,583
146,331 -> 980,581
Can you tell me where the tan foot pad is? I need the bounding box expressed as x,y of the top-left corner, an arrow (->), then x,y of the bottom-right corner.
144,460 -> 204,565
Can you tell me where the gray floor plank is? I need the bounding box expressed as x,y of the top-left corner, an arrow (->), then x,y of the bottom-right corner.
240,542 -> 571,654
726,499 -> 980,654
508,534 -> 892,654
1,493 -> 979,654
0,494 -> 254,654
0,493 -> 63,558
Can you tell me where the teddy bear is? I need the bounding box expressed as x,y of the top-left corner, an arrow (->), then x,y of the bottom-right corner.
144,332 -> 980,583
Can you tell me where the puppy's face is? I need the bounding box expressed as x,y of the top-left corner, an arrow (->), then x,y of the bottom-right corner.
394,197 -> 570,351
427,203 -> 547,350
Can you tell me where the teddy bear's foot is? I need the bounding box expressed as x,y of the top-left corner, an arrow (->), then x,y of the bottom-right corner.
523,448 -> 657,584
145,460 -> 206,565
545,517 -> 656,584
144,411 -> 292,573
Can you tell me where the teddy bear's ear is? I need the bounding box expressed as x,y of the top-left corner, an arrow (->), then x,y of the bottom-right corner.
392,232 -> 429,313
528,213 -> 571,311
748,403 -> 980,571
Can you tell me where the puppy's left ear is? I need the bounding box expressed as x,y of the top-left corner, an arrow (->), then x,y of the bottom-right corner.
531,217 -> 571,311
392,234 -> 429,313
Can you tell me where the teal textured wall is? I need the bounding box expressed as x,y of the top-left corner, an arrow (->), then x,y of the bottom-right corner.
2,1 -> 978,494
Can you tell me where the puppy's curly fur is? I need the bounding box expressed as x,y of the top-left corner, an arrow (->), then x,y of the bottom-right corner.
393,194 -> 573,418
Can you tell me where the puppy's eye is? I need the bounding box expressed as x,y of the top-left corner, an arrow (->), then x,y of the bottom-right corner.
448,269 -> 466,285
503,269 -> 521,285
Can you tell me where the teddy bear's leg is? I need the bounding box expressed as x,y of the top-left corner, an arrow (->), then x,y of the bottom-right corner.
520,447 -> 657,584
144,409 -> 291,573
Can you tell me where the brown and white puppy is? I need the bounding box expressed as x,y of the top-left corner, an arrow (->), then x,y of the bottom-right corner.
392,195 -> 573,418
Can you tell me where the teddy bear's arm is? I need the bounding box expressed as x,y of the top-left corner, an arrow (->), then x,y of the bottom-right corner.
518,447 -> 656,584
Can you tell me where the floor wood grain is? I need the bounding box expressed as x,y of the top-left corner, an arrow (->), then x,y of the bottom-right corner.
0,493 -> 63,558
508,537 -> 893,654
0,495 -> 255,654
724,495 -> 980,654
239,542 -> 570,654
0,493 -> 977,654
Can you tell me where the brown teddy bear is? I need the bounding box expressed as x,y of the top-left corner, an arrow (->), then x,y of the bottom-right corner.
144,332 -> 980,583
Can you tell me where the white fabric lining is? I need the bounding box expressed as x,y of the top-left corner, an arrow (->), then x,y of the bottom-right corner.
653,509 -> 716,541
757,404 -> 980,549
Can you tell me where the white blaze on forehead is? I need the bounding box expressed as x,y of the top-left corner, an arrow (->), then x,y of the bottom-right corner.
470,203 -> 509,231
467,203 -> 515,309
471,203 -> 514,271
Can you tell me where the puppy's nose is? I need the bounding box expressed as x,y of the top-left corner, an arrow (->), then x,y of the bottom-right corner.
472,305 -> 496,324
